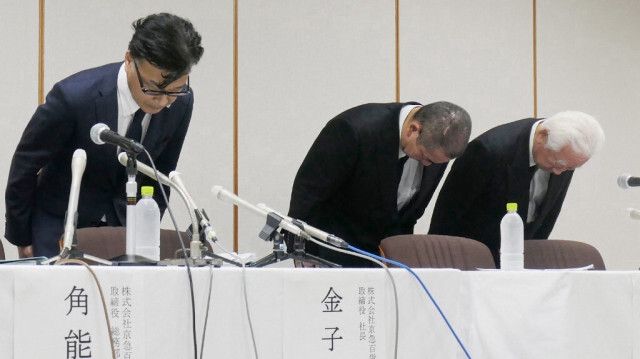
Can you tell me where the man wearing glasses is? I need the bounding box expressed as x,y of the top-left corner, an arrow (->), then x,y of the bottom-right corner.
428,111 -> 605,267
4,13 -> 204,258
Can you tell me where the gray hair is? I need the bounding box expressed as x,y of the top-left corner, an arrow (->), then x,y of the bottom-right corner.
414,101 -> 472,158
541,111 -> 605,158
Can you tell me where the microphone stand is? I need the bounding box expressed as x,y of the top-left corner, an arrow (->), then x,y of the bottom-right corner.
168,171 -> 205,259
110,151 -> 155,265
180,209 -> 238,267
250,212 -> 340,268
117,153 -> 205,263
210,186 -> 340,268
42,211 -> 113,265
115,155 -> 225,267
42,148 -> 112,265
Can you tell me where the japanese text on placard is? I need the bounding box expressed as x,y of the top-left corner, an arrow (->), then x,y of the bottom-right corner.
321,286 -> 344,351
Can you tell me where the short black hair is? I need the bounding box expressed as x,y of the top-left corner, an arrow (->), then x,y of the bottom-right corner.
128,13 -> 204,88
414,101 -> 472,158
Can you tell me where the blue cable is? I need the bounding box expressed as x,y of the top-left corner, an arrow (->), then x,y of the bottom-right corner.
347,245 -> 471,359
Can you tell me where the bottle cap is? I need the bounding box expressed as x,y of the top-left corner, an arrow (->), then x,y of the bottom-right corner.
506,202 -> 517,211
141,186 -> 154,196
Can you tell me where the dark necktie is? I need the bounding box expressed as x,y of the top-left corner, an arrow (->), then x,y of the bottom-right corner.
126,109 -> 145,143
529,165 -> 538,181
397,156 -> 409,185
118,109 -> 145,181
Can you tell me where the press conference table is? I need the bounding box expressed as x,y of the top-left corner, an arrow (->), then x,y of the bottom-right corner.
0,264 -> 637,359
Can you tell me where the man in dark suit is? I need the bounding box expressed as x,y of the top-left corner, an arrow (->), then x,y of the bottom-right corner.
288,101 -> 472,267
5,13 -> 204,258
429,111 -> 605,266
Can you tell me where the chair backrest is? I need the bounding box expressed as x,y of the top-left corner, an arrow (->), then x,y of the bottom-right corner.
159,229 -> 202,259
74,227 -> 127,260
524,239 -> 606,270
379,234 -> 496,270
72,227 -> 206,262
0,239 -> 5,260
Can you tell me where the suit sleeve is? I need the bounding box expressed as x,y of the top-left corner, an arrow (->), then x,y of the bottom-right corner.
288,118 -> 358,221
5,84 -> 75,246
428,140 -> 496,235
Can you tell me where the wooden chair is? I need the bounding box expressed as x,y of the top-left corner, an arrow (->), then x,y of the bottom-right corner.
524,239 -> 605,270
379,234 -> 496,270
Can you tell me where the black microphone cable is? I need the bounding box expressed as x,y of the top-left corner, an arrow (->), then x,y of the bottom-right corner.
140,148 -> 199,359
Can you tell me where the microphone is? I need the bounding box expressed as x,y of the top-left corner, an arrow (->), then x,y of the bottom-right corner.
117,153 -> 210,244
627,208 -> 640,220
90,123 -> 144,153
117,152 -> 172,187
211,185 -> 306,238
61,149 -> 87,254
618,174 -> 640,189
256,203 -> 348,248
169,171 -> 218,242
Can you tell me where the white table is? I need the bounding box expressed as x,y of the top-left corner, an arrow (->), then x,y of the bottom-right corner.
0,265 -> 636,358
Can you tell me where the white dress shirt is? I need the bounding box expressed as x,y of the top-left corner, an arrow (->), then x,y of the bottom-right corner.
116,63 -> 151,142
527,119 -> 550,223
397,104 -> 423,210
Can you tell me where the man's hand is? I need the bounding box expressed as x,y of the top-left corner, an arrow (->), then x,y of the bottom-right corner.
18,245 -> 33,258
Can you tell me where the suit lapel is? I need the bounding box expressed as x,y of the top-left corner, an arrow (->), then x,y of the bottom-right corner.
93,74 -> 120,187
530,171 -> 572,230
506,165 -> 530,215
399,162 -> 444,221
141,110 -> 166,159
377,130 -> 401,220
405,165 -> 431,213
376,106 -> 404,221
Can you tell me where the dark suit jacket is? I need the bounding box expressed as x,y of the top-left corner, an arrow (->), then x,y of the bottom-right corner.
5,62 -> 193,249
288,103 -> 448,267
428,118 -> 573,264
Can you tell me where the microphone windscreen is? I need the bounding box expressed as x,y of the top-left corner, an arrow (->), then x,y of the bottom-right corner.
90,123 -> 110,145
618,174 -> 631,189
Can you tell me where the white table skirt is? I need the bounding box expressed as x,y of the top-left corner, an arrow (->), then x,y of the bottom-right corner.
0,265 -> 636,359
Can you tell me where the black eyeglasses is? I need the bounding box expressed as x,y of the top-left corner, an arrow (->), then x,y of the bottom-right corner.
133,60 -> 190,97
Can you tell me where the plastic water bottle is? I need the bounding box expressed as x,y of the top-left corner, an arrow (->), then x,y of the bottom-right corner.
500,202 -> 524,270
135,186 -> 160,261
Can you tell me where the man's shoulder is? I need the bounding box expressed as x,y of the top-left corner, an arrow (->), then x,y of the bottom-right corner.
474,118 -> 537,143
54,62 -> 121,92
461,117 -> 538,166
58,62 -> 121,83
342,102 -> 418,114
331,102 -> 411,127
43,62 -> 121,108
